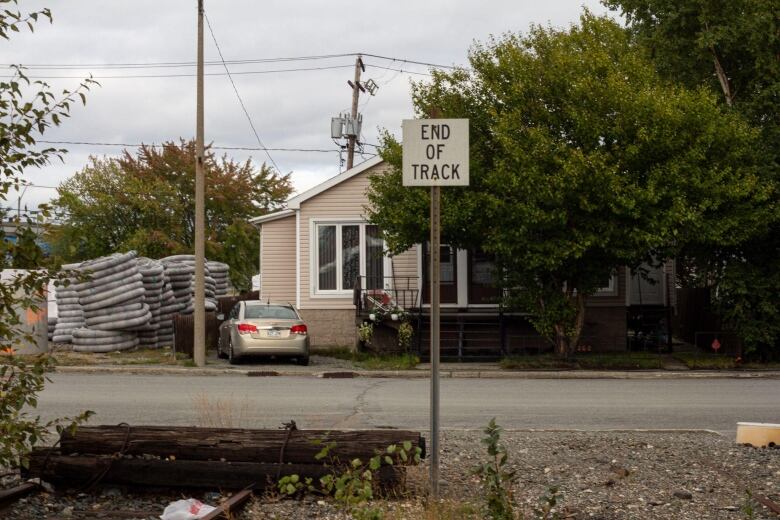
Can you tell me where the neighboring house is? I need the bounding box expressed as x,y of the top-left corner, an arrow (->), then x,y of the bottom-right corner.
250,157 -> 675,358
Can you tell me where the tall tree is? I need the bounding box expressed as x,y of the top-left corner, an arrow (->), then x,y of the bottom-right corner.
368,13 -> 772,357
0,0 -> 93,469
605,0 -> 780,357
50,140 -> 293,291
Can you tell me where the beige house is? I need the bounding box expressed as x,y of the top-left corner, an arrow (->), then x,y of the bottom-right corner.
251,157 -> 675,354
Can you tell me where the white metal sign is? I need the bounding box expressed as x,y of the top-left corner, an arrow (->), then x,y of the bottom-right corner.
402,119 -> 469,186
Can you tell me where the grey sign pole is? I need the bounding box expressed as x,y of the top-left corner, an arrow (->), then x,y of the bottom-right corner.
429,185 -> 441,498
401,117 -> 468,500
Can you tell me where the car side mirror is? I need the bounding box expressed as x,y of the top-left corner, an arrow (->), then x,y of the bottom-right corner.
217,313 -> 225,321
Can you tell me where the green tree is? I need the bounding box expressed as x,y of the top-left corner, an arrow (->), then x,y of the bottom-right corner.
605,0 -> 780,357
50,140 -> 292,291
0,0 -> 94,469
367,13 -> 773,357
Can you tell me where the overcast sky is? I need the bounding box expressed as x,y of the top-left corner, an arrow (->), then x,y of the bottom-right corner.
5,0 -> 612,212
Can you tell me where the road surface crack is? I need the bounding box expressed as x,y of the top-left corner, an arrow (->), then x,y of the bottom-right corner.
334,379 -> 385,429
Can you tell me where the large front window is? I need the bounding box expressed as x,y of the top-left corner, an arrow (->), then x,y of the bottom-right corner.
315,223 -> 385,293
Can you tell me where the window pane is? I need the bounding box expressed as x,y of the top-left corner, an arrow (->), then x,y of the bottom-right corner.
342,225 -> 360,290
440,245 -> 455,282
244,305 -> 298,319
318,225 -> 336,290
365,225 -> 384,290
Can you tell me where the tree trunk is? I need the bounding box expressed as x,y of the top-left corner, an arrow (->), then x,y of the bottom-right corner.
569,292 -> 587,355
711,46 -> 734,106
553,324 -> 569,358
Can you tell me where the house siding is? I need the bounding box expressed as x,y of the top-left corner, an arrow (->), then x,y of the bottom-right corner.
259,215 -> 296,304
299,161 -> 391,311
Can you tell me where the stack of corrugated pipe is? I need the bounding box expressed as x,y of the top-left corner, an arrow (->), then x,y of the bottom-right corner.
207,260 -> 232,297
70,252 -> 146,353
49,252 -> 229,352
135,258 -> 166,348
156,268 -> 182,347
47,317 -> 57,342
160,255 -> 218,314
51,262 -> 84,344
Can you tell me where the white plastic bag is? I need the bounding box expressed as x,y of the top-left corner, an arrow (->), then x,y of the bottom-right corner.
160,498 -> 216,520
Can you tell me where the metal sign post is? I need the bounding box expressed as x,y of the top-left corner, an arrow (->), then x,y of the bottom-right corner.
429,184 -> 441,497
402,118 -> 469,499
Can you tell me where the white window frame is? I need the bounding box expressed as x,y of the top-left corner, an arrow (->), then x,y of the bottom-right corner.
595,272 -> 619,296
310,220 -> 389,297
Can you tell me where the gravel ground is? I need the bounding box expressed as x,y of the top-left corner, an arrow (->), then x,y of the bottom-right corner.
3,431 -> 778,519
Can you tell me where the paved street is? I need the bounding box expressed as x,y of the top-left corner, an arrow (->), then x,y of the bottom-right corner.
36,373 -> 779,436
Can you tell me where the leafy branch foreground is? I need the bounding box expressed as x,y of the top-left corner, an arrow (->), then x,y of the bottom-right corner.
278,440 -> 422,520
274,420 -> 564,520
0,354 -> 93,469
1,1 -> 95,472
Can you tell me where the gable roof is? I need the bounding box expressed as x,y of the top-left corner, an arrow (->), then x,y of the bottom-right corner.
286,155 -> 383,209
248,208 -> 295,225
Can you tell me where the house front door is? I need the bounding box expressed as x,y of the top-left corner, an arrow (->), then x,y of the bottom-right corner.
422,242 -> 458,304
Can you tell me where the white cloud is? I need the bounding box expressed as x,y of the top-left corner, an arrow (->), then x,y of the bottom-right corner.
5,0 -> 611,210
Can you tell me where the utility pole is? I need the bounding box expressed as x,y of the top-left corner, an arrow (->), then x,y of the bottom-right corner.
193,0 -> 206,368
346,55 -> 363,170
17,184 -> 29,222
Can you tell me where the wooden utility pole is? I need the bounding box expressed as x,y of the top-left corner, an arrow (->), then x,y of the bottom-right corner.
346,55 -> 363,170
193,0 -> 206,367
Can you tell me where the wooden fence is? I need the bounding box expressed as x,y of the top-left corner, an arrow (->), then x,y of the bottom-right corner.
173,292 -> 261,358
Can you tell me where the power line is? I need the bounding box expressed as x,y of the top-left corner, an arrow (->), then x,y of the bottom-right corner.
4,52 -> 462,71
367,64 -> 433,76
7,54 -> 356,69
1,64 -> 355,80
204,13 -> 280,173
36,140 -> 342,154
360,53 -> 461,70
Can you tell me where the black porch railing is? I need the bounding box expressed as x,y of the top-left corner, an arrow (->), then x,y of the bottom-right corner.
353,276 -> 421,317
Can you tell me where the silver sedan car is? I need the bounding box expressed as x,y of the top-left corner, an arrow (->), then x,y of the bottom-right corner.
217,301 -> 309,365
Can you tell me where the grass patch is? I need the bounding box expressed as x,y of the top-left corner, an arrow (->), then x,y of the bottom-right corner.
500,355 -> 575,370
501,352 -> 665,370
576,352 -> 666,370
191,390 -> 249,428
671,352 -> 780,370
316,348 -> 420,370
673,352 -> 737,370
28,347 -> 193,367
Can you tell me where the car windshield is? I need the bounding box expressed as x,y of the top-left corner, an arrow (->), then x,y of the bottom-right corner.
244,305 -> 298,320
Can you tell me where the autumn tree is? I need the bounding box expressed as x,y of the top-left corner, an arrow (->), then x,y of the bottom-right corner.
605,0 -> 780,357
50,140 -> 293,291
368,13 -> 772,357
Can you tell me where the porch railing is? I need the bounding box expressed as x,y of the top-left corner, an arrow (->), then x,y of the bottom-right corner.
353,276 -> 420,317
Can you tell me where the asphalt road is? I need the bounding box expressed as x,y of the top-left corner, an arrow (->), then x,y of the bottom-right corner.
36,373 -> 779,436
